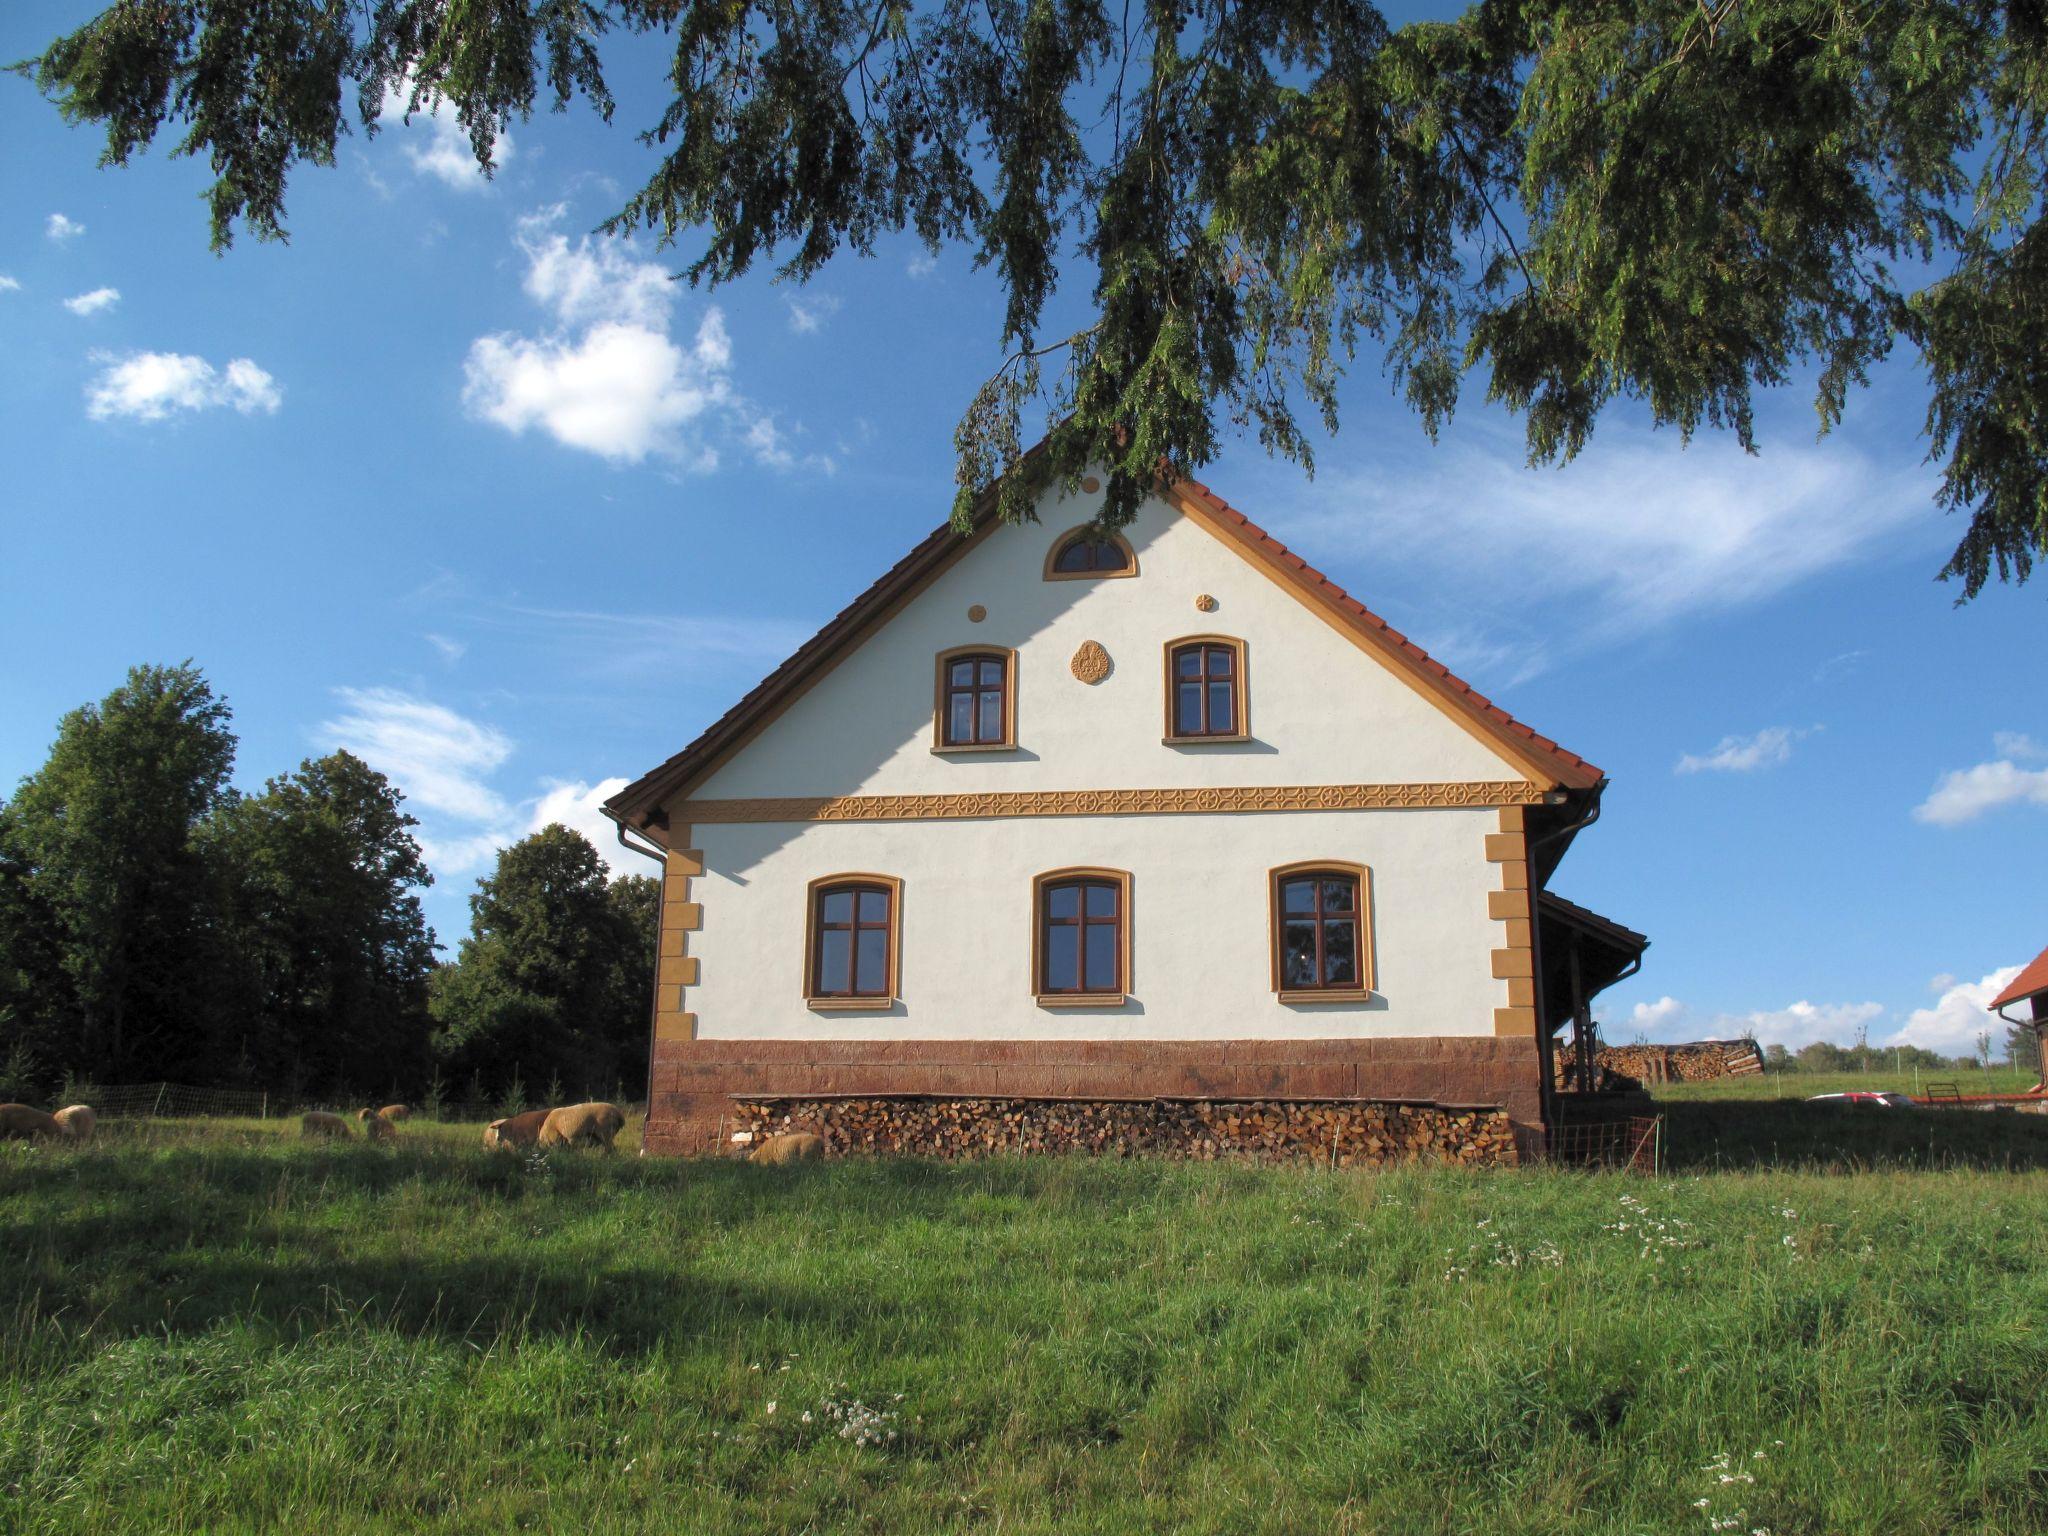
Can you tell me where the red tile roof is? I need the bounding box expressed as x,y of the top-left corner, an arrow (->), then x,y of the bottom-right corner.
1991,944 -> 2048,1012
605,467 -> 1603,824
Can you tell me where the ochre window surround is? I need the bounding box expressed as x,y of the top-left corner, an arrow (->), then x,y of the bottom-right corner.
932,646 -> 1019,752
804,873 -> 903,1011
1032,867 -> 1132,1006
1164,635 -> 1249,743
1269,861 -> 1374,1002
1043,525 -> 1139,581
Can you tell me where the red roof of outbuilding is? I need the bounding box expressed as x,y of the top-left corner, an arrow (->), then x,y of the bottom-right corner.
1990,944 -> 2048,1011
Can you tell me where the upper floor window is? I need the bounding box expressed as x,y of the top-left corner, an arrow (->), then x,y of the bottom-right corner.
1044,527 -> 1137,580
1033,868 -> 1130,1005
1270,863 -> 1373,1000
805,875 -> 902,1009
934,647 -> 1016,750
1165,636 -> 1248,741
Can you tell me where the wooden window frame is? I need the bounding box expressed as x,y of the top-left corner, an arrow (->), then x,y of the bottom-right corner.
1268,861 -> 1375,1002
803,873 -> 904,1011
1042,525 -> 1139,581
931,646 -> 1019,753
1031,867 -> 1132,1007
1163,635 -> 1250,743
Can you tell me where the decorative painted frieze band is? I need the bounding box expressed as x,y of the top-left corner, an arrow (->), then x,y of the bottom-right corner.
685,780 -> 1546,825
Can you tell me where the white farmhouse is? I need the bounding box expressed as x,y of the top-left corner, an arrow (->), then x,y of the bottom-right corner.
604,468 -> 1644,1159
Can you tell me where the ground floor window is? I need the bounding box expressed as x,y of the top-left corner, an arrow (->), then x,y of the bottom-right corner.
1033,868 -> 1130,1005
1271,863 -> 1374,999
805,875 -> 901,1008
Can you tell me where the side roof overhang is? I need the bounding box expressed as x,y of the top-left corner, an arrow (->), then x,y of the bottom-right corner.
1537,892 -> 1649,1029
1990,943 -> 2048,1019
603,468 -> 1604,840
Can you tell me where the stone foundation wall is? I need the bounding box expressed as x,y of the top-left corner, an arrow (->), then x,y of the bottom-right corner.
644,1035 -> 1545,1157
734,1094 -> 1520,1166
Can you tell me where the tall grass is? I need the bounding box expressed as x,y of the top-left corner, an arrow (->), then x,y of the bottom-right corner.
2,1125 -> 2046,1533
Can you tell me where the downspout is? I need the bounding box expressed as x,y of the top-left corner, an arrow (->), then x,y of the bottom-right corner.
610,813 -> 668,1127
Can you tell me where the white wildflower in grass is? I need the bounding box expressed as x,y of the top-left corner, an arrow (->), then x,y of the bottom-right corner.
816,1397 -> 901,1448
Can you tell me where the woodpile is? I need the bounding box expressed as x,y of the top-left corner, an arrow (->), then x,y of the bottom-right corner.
1586,1040 -> 1765,1085
731,1095 -> 1519,1167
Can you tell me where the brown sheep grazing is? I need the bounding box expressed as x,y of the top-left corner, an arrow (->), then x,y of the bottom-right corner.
481,1109 -> 552,1150
748,1132 -> 825,1165
0,1104 -> 67,1141
538,1102 -> 626,1152
300,1111 -> 353,1140
376,1103 -> 410,1122
360,1110 -> 399,1143
52,1105 -> 96,1143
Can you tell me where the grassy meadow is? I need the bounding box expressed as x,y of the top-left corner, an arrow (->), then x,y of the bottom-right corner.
5,1111 -> 2048,1534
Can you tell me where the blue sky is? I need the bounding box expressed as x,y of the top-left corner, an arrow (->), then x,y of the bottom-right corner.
2,4 -> 2042,1057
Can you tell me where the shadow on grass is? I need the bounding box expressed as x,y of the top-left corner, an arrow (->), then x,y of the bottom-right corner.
1658,1098 -> 2048,1172
0,1142 -> 1208,1359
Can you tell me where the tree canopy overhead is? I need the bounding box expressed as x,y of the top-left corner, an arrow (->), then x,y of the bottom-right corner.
20,0 -> 2048,593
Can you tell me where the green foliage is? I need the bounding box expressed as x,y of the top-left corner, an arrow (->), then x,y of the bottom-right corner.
429,824 -> 656,1100
2008,1021 -> 2042,1074
0,665 -> 440,1100
18,0 -> 2048,592
199,750 -> 439,1096
5,1129 -> 2048,1532
0,662 -> 235,1082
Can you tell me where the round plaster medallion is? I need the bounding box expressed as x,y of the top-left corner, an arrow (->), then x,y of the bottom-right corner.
1070,640 -> 1112,684
1081,476 -> 1102,493
1194,593 -> 1218,613
967,604 -> 987,623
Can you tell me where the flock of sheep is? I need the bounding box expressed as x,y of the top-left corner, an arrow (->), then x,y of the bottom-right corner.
0,1097 -> 824,1163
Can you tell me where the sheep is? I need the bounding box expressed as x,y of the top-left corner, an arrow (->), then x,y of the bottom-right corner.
360,1109 -> 399,1143
51,1105 -> 95,1143
748,1132 -> 825,1165
537,1102 -> 626,1152
0,1104 -> 66,1141
376,1104 -> 410,1122
481,1108 -> 551,1150
300,1111 -> 353,1140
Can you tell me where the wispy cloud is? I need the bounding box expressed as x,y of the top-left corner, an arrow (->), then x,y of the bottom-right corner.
0,276 -> 21,294
1813,649 -> 1869,684
45,213 -> 84,243
1676,724 -> 1815,775
1612,994 -> 1886,1050
85,351 -> 282,422
62,286 -> 120,316
425,633 -> 467,664
784,292 -> 841,334
318,687 -> 513,824
1256,418 -> 1932,681
1913,733 -> 2048,826
906,252 -> 938,279
317,686 -> 643,880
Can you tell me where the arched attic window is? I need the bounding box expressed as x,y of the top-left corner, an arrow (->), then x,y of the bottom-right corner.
1044,526 -> 1138,580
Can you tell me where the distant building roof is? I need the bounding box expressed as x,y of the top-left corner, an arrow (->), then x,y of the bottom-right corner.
1990,944 -> 2048,1013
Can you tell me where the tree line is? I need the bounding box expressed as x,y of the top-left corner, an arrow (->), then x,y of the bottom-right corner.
1754,1038 -> 2033,1076
0,663 -> 658,1108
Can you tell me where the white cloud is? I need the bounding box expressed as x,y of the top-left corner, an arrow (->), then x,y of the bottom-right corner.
0,276 -> 20,293
906,252 -> 937,279
425,633 -> 467,664
63,286 -> 120,316
318,687 -> 513,824
317,687 -> 650,882
1886,967 -> 2025,1055
468,214 -> 826,473
85,351 -> 282,422
529,778 -> 639,875
1676,725 -> 1814,775
46,213 -> 84,243
381,82 -> 513,191
1914,735 -> 2048,825
1260,419 -> 1931,679
784,293 -> 841,334
1608,994 -> 1886,1050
